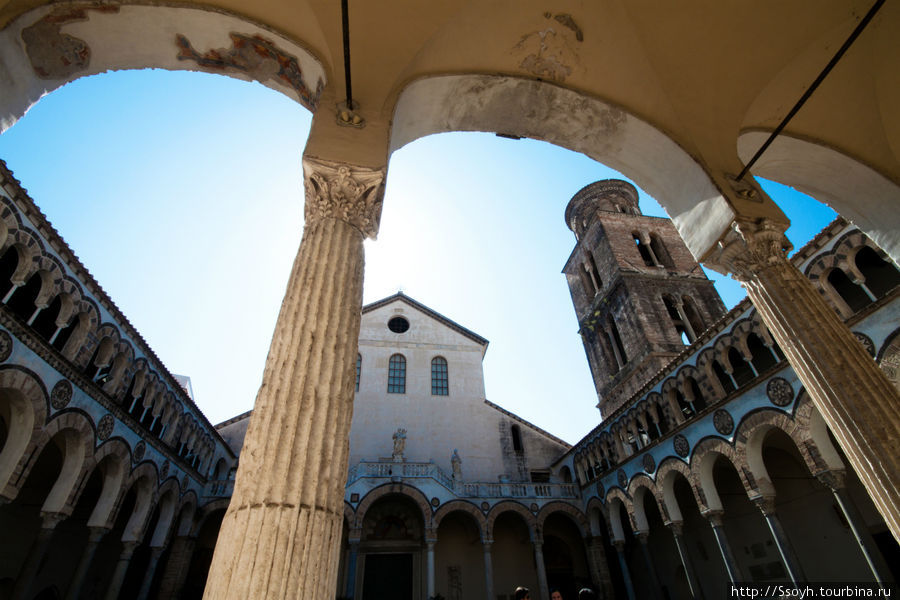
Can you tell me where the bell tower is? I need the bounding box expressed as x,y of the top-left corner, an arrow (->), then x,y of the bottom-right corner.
562,180 -> 726,417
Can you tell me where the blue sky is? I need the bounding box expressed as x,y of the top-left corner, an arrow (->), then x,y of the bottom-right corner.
0,70 -> 837,443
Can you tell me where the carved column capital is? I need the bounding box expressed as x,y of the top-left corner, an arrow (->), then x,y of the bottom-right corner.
635,530 -> 650,544
707,217 -> 792,282
751,495 -> 778,516
703,508 -> 725,527
666,521 -> 684,537
816,469 -> 847,491
302,156 -> 386,239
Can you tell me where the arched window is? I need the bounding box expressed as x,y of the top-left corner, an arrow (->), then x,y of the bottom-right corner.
827,268 -> 871,313
747,333 -> 778,373
31,295 -> 62,340
355,354 -> 361,392
712,360 -> 736,394
587,253 -> 603,291
855,246 -> 900,299
511,424 -> 524,454
0,246 -> 20,299
649,234 -> 674,268
6,271 -> 42,322
608,316 -> 629,366
681,296 -> 706,338
633,233 -> 655,267
387,354 -> 406,394
663,295 -> 693,344
431,356 -> 448,396
728,347 -> 755,386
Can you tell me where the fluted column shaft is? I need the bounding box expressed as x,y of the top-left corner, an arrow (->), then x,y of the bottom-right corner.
426,539 -> 436,599
482,540 -> 495,600
709,217 -> 900,541
65,526 -> 109,600
667,522 -> 704,600
203,157 -> 384,600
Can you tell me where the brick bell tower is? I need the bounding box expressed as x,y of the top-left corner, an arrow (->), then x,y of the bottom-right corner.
562,180 -> 726,418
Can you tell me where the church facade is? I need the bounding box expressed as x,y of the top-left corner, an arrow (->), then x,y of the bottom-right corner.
0,162 -> 898,599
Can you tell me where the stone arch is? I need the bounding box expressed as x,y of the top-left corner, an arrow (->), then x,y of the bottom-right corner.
877,327 -> 900,392
2,228 -> 44,285
485,500 -> 537,541
0,366 -> 48,498
118,461 -> 159,541
83,437 -> 130,528
173,491 -> 199,537
627,477 -> 662,531
193,497 -> 230,536
536,502 -> 589,539
343,501 -> 356,535
603,490 -> 631,542
734,409 -> 806,497
656,458 -> 699,523
0,197 -> 24,249
27,410 -> 95,514
737,131 -> 900,264
0,3 -> 327,134
793,391 -> 844,473
389,74 -> 756,257
148,477 -> 182,546
354,482 -> 433,532
585,497 -> 608,537
433,500 -> 487,540
689,437 -> 749,512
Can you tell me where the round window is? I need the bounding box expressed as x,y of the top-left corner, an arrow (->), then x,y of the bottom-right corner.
388,316 -> 410,333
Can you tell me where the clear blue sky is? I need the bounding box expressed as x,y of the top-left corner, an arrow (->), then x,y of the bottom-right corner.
0,70 -> 836,443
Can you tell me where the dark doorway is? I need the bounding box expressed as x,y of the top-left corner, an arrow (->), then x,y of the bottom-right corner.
362,553 -> 413,600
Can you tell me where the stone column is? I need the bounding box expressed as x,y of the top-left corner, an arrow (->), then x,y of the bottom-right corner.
817,470 -> 892,585
203,156 -> 385,600
612,540 -> 636,600
426,539 -> 436,599
533,535 -> 550,600
585,536 -> 615,600
635,532 -> 663,600
156,536 -> 196,599
65,526 -> 109,600
482,540 -> 495,600
667,522 -> 703,600
704,510 -> 743,582
11,511 -> 66,600
752,497 -> 806,584
136,546 -> 165,600
709,217 -> 900,541
345,539 -> 360,599
103,541 -> 139,600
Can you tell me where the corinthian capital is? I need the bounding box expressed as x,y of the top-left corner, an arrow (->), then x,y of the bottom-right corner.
706,217 -> 792,282
302,156 -> 386,239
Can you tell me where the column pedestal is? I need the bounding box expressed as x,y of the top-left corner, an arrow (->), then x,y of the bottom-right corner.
202,157 -> 385,600
709,217 -> 900,541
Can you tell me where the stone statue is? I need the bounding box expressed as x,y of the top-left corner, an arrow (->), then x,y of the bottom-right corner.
451,449 -> 462,479
392,428 -> 407,460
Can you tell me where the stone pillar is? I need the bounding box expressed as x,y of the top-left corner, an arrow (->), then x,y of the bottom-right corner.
709,217 -> 900,541
345,539 -> 360,599
12,511 -> 66,600
156,536 -> 196,599
612,540 -> 636,600
585,536 -> 615,600
817,470 -> 892,585
704,510 -> 743,582
136,546 -> 165,600
635,532 -> 663,600
752,497 -> 806,584
426,539 -> 436,599
533,536 -> 550,600
103,541 -> 139,600
482,540 -> 495,600
65,526 -> 109,600
667,522 -> 703,600
202,157 -> 384,600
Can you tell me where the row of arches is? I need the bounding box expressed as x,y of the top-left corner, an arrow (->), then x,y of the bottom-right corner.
575,314 -> 786,484
591,398 -> 897,597
0,366 -> 225,598
339,483 -> 601,600
0,196 -> 215,470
